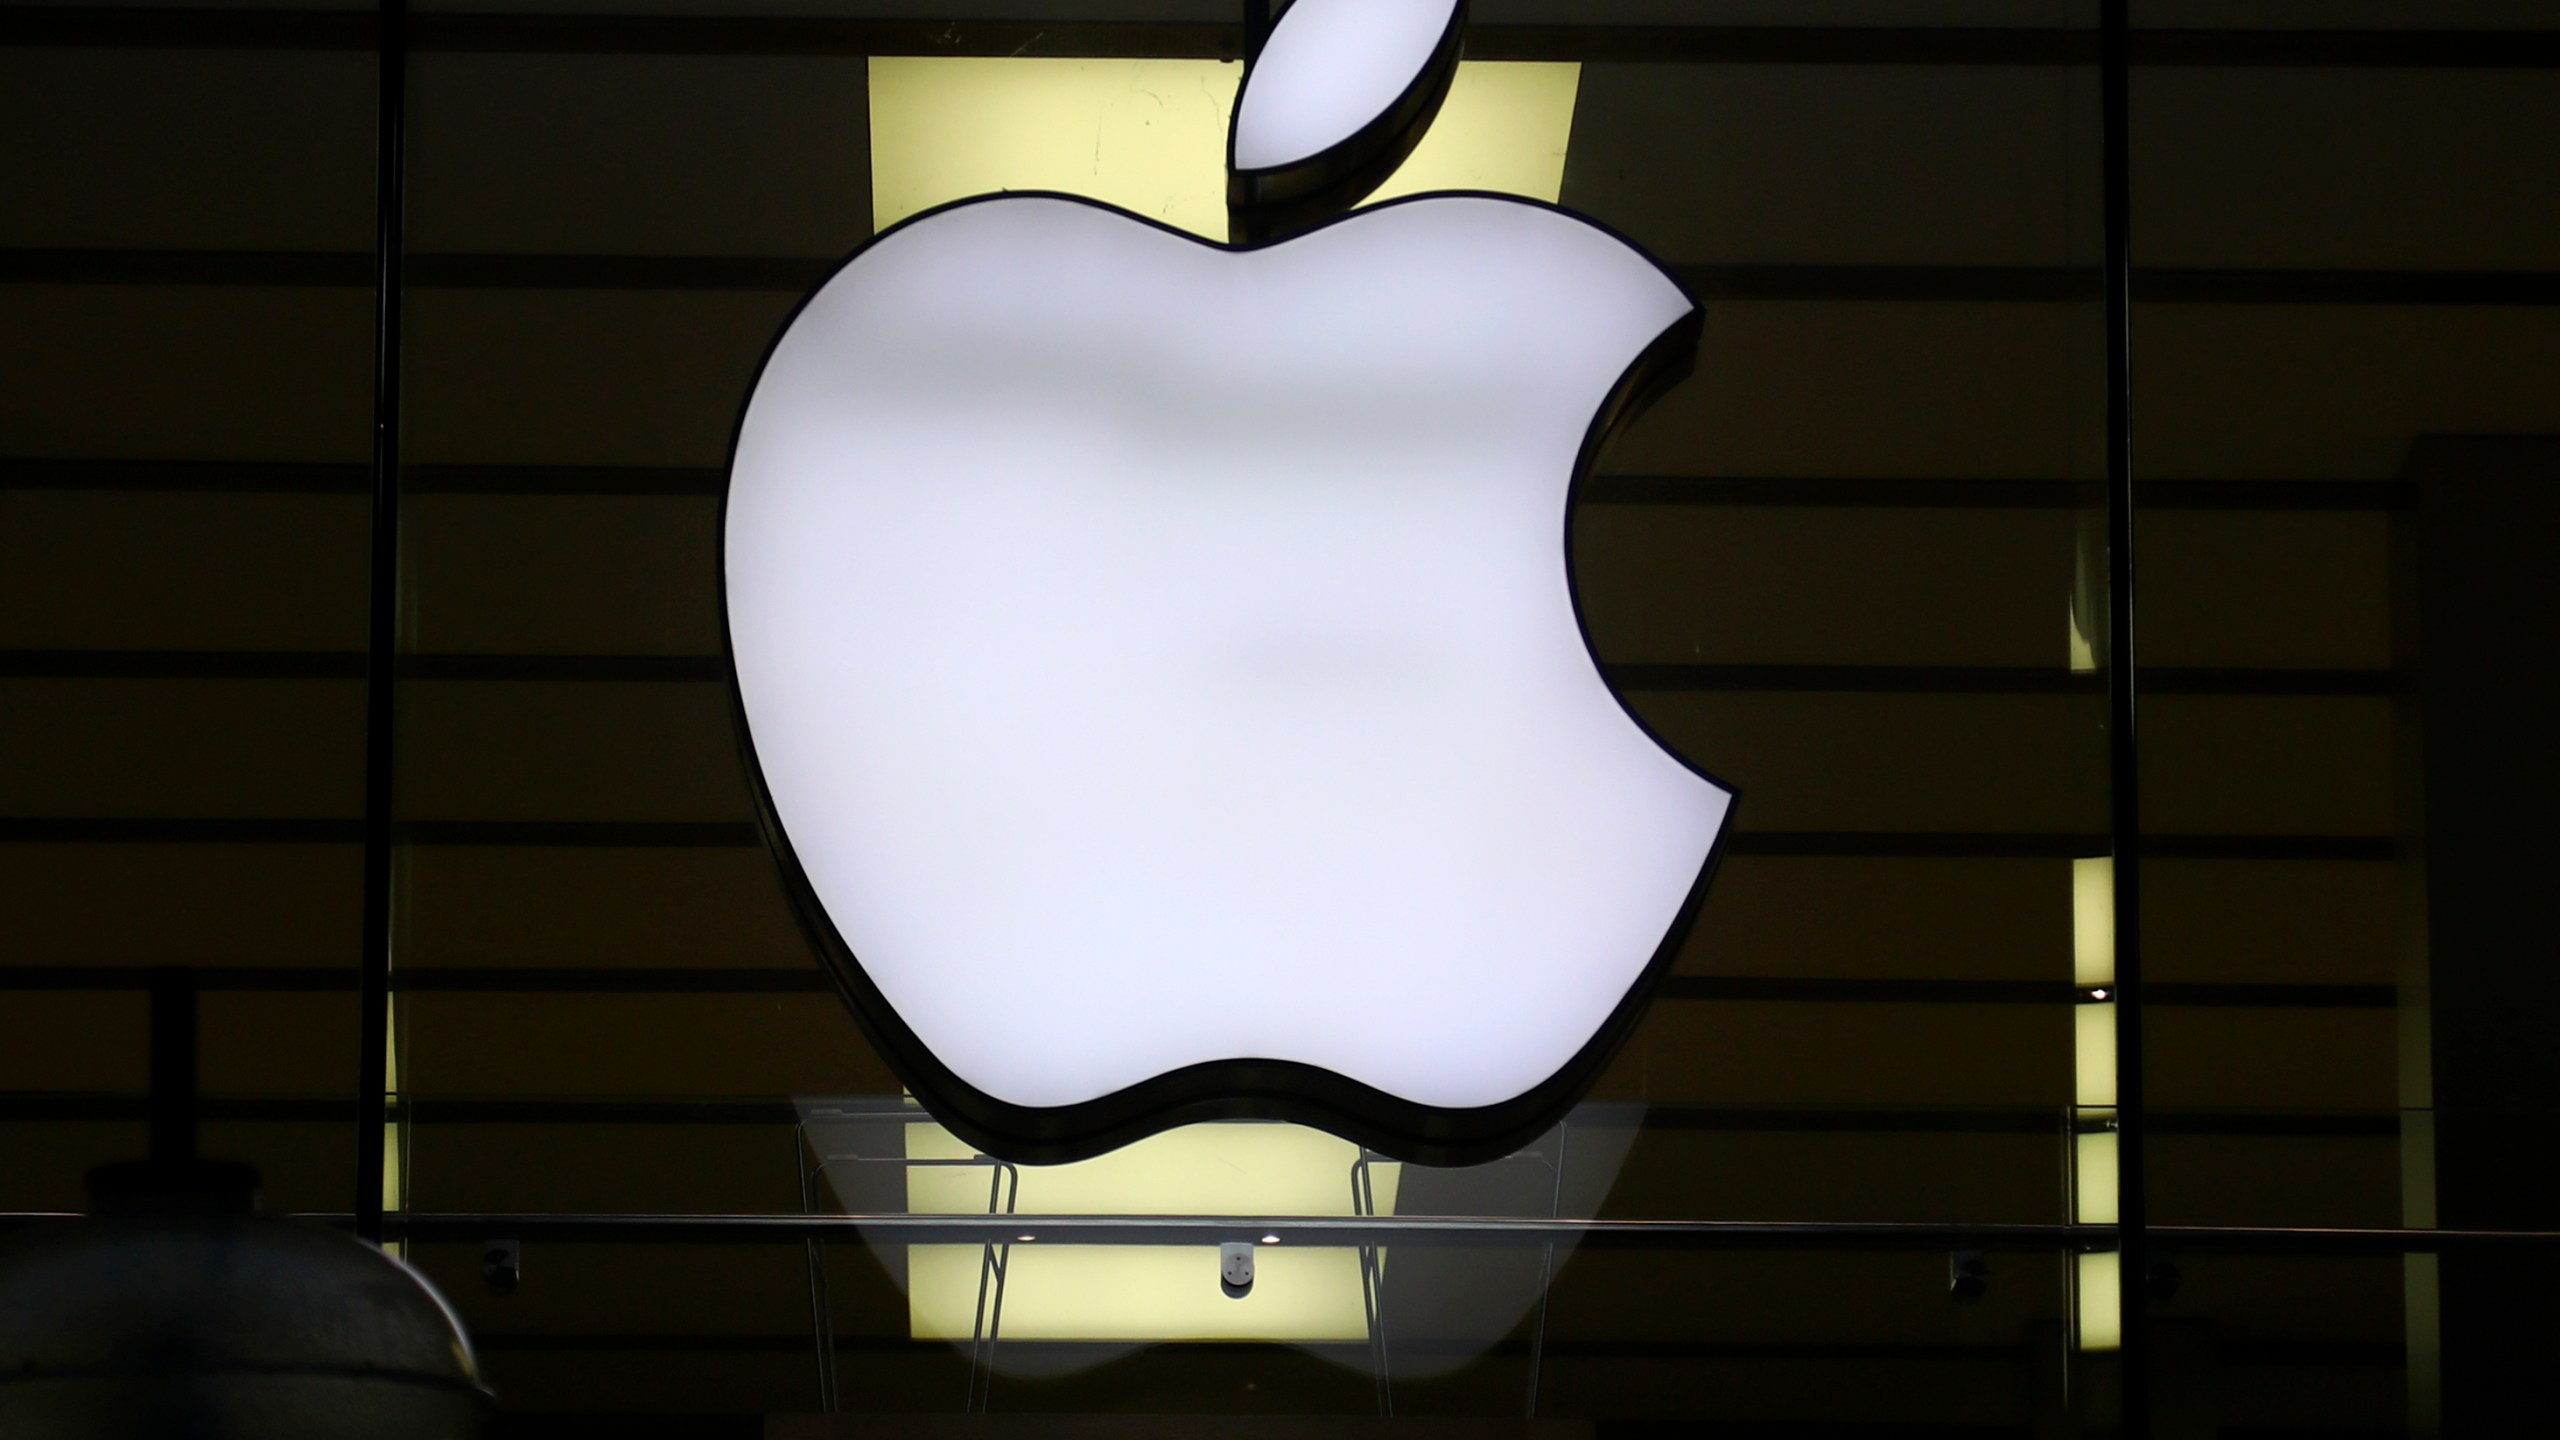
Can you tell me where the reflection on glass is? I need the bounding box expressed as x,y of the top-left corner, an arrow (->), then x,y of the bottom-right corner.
903,1121 -> 1396,1343
795,1099 -> 1636,1381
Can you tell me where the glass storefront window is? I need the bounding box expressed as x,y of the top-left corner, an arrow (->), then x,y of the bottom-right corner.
5,0 -> 2556,1431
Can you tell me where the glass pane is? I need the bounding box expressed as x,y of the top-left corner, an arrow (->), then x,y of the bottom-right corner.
2130,8 -> 2560,1432
0,38 -> 377,1213
39,2 -> 2555,1435
384,3 -> 2121,1424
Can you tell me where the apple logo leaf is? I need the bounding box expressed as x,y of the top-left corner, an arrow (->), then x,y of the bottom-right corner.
721,1 -> 1736,1166
1228,0 -> 1466,242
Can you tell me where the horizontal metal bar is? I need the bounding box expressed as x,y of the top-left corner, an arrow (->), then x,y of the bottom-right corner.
0,648 -> 716,685
1589,476 -> 2405,512
0,460 -> 2411,510
1616,664 -> 2102,695
1618,665 -> 2392,697
1487,26 -> 2556,70
1467,25 -> 2099,65
1659,978 -> 2394,1008
462,1333 -> 2040,1364
1638,1109 -> 2404,1138
0,818 -> 753,846
0,650 -> 2393,696
0,1090 -> 2422,1139
432,1333 -> 2405,1369
1719,833 -> 2390,861
0,10 -> 1243,57
5,1206 -> 2546,1256
1693,268 -> 2560,307
0,965 -> 819,993
0,1211 -> 2050,1248
446,1333 -> 2405,1371
1586,476 -> 2100,509
383,1214 -> 2560,1254
7,10 -> 2553,68
412,15 -> 1241,58
0,818 -> 2384,860
12,249 -> 2556,307
0,966 -> 2387,1009
388,1213 -> 2108,1248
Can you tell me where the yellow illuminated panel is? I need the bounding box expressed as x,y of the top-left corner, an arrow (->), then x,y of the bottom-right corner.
2075,1002 -> 2117,1108
2073,856 -> 2115,987
2074,1127 -> 2119,1225
870,58 -> 1241,237
1362,62 -> 1581,208
869,57 -> 1580,239
2076,1251 -> 2122,1351
904,1121 -> 1400,1343
910,1243 -> 1375,1343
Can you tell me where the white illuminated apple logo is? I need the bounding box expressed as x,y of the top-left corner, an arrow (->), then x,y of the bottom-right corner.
725,0 -> 1734,1164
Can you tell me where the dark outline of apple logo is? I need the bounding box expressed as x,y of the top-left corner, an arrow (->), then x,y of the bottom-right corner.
719,0 -> 1737,1167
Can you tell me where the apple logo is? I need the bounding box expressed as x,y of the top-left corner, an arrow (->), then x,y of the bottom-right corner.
724,0 -> 1735,1165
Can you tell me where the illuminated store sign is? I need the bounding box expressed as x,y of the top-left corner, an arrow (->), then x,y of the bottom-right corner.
725,0 -> 1733,1163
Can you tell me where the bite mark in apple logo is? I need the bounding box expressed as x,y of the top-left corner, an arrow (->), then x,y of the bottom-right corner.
722,0 -> 1737,1165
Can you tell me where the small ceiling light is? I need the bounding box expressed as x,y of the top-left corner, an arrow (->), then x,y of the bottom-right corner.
1261,1234 -> 1281,1245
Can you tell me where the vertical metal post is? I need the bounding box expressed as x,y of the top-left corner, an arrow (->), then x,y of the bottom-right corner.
148,967 -> 199,1166
1352,1156 -> 1392,1416
356,0 -> 409,1247
794,1125 -> 840,1412
2098,0 -> 2148,1431
1523,1124 -> 1569,1419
